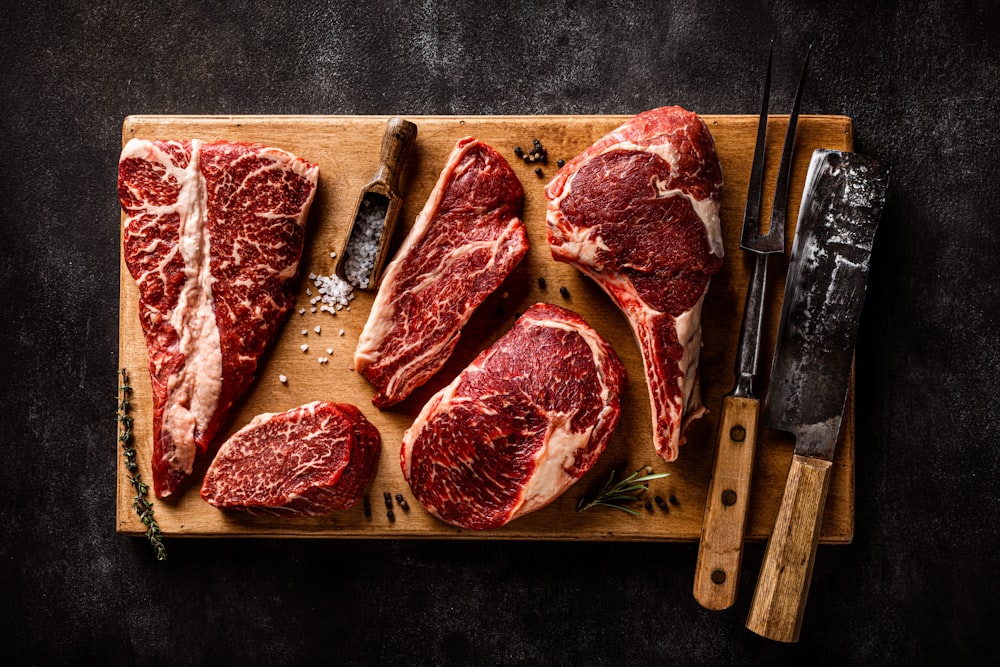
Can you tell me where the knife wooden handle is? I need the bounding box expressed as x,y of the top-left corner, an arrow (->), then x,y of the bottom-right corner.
693,394 -> 760,610
746,453 -> 833,642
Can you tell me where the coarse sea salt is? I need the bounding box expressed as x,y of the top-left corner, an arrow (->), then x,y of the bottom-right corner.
342,193 -> 388,289
311,271 -> 356,314
279,374 -> 287,384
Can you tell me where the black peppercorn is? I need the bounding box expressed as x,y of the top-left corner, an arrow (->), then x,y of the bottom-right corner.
559,286 -> 569,298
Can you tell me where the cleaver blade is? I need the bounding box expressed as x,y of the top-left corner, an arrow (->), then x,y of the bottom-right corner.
746,149 -> 887,643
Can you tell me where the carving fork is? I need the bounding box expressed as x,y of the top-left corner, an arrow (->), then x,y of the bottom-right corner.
693,44 -> 812,610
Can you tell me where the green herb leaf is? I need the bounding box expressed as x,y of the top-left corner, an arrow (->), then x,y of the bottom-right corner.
118,369 -> 167,561
576,465 -> 670,515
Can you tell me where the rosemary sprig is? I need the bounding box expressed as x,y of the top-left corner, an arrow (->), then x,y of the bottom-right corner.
118,369 -> 167,561
576,466 -> 670,516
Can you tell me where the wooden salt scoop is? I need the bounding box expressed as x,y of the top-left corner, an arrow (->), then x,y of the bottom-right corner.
336,116 -> 417,290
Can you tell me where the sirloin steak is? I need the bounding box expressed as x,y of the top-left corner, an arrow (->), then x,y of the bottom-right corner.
119,139 -> 318,498
546,106 -> 724,462
354,137 -> 527,408
201,401 -> 380,516
402,303 -> 627,530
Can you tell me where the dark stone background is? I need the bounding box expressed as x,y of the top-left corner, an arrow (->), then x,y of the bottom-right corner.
2,1 -> 997,663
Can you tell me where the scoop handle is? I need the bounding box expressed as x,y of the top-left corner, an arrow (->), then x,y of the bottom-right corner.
693,394 -> 760,609
746,453 -> 833,642
373,117 -> 417,194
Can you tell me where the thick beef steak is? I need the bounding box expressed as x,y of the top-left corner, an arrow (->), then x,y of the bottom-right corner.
354,137 -> 527,408
546,106 -> 723,462
402,303 -> 627,530
201,401 -> 380,516
119,139 -> 318,497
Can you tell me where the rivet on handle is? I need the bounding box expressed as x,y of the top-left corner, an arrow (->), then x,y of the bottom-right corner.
721,489 -> 738,506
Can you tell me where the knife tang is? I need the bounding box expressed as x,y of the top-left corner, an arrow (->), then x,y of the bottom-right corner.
746,454 -> 833,642
693,394 -> 761,609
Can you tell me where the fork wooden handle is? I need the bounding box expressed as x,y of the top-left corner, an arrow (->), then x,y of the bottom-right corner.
693,395 -> 760,610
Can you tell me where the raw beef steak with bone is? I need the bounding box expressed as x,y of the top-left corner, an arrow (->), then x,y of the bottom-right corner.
118,139 -> 318,497
201,401 -> 380,516
402,303 -> 627,530
354,137 -> 527,408
546,106 -> 724,461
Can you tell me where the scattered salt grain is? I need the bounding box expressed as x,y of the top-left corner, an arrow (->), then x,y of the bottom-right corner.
306,288 -> 312,296
298,308 -> 305,315
314,326 -> 321,334
339,329 -> 345,336
309,273 -> 317,280
326,348 -> 333,355
279,374 -> 287,384
342,193 -> 389,288
311,272 -> 356,315
310,307 -> 317,313
330,251 -> 337,259
300,344 -> 309,352
301,329 -> 308,336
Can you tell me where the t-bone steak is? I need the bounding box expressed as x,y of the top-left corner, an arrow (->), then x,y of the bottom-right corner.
401,302 -> 628,530
118,139 -> 319,498
201,401 -> 380,516
354,137 -> 528,408
545,106 -> 724,462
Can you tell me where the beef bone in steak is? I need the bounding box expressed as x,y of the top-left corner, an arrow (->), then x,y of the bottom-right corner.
354,137 -> 528,408
118,139 -> 318,498
402,303 -> 627,530
201,401 -> 380,516
546,106 -> 724,462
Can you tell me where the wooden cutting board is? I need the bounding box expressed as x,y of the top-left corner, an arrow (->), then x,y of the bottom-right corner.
117,113 -> 855,542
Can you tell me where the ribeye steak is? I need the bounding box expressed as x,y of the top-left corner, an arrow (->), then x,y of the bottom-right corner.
355,137 -> 527,408
119,139 -> 319,497
545,106 -> 723,461
402,303 -> 627,530
201,401 -> 380,516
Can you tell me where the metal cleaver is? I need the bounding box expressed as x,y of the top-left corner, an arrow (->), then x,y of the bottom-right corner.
745,149 -> 888,643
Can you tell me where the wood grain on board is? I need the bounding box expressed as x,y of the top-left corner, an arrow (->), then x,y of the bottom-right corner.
117,113 -> 855,541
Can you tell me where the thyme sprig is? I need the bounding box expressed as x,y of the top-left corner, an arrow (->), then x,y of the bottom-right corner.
576,466 -> 670,516
118,369 -> 167,561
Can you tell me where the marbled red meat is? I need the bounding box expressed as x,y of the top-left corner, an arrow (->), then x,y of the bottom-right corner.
546,106 -> 724,461
201,401 -> 380,516
354,137 -> 527,408
119,139 -> 318,497
402,303 -> 627,530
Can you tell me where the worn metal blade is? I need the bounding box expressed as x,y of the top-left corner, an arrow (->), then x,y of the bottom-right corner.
762,149 -> 888,459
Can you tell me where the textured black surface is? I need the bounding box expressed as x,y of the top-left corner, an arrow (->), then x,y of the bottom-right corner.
2,1 -> 998,663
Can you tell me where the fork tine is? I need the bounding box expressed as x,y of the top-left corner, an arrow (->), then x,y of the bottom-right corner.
741,43 -> 812,254
764,42 -> 814,253
740,43 -> 773,250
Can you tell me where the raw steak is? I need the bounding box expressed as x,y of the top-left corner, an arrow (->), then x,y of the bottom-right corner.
545,106 -> 724,462
201,401 -> 380,516
402,303 -> 627,530
354,137 -> 527,408
119,139 -> 319,498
